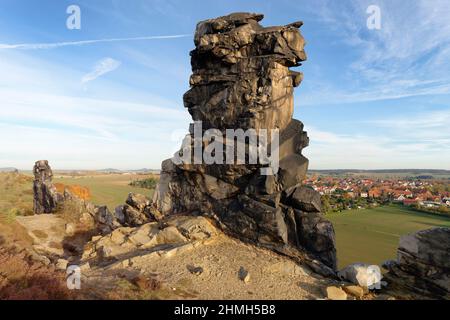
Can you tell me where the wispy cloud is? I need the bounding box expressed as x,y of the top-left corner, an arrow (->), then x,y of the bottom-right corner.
82,57 -> 121,84
299,0 -> 450,105
370,109 -> 450,129
0,49 -> 190,170
304,107 -> 450,169
0,34 -> 191,50
305,125 -> 450,169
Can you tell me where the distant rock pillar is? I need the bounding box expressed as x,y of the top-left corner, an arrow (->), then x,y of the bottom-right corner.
33,160 -> 58,214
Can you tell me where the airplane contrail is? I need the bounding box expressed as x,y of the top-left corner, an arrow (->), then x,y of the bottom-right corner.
0,34 -> 191,50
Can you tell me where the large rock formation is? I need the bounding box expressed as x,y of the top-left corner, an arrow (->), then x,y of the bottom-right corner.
383,227 -> 450,299
33,160 -> 59,214
153,13 -> 337,274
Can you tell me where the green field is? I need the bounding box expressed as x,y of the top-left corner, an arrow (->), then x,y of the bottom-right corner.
54,174 -> 155,211
327,205 -> 450,269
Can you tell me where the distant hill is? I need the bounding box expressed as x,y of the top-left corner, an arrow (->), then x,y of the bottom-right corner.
96,168 -> 160,174
0,167 -> 18,173
97,168 -> 122,173
310,169 -> 450,174
129,168 -> 160,174
308,169 -> 450,179
50,168 -> 160,175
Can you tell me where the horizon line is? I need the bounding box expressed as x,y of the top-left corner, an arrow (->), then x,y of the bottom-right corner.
4,168 -> 450,172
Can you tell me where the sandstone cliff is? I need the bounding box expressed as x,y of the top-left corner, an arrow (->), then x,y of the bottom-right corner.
152,12 -> 337,275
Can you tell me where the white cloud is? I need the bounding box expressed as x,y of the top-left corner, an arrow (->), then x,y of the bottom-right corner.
81,57 -> 121,84
299,0 -> 450,104
304,125 -> 450,169
0,34 -> 191,50
304,108 -> 450,169
371,110 -> 450,130
0,48 -> 190,170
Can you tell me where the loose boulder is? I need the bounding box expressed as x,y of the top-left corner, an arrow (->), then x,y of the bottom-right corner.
326,286 -> 347,300
338,263 -> 382,290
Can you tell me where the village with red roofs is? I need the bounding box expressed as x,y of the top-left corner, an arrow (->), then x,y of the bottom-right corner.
304,175 -> 450,215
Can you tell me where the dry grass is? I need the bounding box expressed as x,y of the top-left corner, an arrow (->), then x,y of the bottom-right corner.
0,173 -> 34,218
0,172 -> 167,300
58,199 -> 84,225
0,173 -> 77,300
103,275 -> 165,300
0,246 -> 75,300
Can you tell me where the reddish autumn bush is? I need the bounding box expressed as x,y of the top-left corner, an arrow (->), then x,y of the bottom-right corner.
54,183 -> 91,201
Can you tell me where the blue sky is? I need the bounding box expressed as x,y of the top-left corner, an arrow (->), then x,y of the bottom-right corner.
0,0 -> 449,170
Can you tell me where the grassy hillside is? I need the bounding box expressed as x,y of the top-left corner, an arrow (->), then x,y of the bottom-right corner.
327,205 -> 450,268
0,173 -> 34,218
0,173 -> 34,250
0,172 -> 151,300
54,174 -> 157,211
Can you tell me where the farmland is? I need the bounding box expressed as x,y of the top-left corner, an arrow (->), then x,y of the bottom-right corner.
54,174 -> 157,210
327,205 -> 450,268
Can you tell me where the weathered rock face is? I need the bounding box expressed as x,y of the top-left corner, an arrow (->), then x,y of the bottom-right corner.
33,160 -> 59,214
153,12 -> 337,274
114,193 -> 162,227
81,216 -> 218,267
383,227 -> 450,299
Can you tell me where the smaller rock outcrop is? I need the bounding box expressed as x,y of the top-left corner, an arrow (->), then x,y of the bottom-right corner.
61,189 -> 119,235
115,193 -> 162,227
32,160 -> 160,234
383,227 -> 450,299
33,160 -> 59,214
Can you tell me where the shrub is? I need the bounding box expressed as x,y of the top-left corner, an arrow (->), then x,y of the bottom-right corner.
54,183 -> 91,201
129,177 -> 159,190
